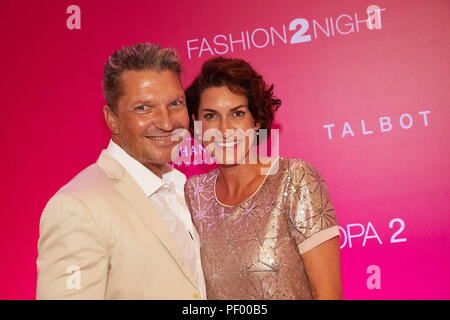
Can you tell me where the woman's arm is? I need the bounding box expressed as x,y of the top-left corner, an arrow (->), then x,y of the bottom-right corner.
302,236 -> 343,300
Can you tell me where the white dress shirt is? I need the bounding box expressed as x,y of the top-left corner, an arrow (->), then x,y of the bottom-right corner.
106,140 -> 206,299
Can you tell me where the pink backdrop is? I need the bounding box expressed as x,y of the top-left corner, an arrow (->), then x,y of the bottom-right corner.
0,0 -> 449,299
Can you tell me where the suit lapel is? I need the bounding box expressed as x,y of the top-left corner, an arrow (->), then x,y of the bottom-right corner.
192,224 -> 201,246
97,151 -> 199,291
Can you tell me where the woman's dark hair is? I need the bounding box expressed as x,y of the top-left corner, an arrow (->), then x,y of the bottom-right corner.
185,57 -> 281,144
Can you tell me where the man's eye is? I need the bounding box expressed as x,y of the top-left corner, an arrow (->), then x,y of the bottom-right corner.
170,101 -> 182,107
135,105 -> 148,111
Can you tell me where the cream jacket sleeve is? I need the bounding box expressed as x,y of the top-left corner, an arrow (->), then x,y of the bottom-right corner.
36,192 -> 109,299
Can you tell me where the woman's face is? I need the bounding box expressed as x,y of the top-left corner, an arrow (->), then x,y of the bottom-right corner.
196,86 -> 260,165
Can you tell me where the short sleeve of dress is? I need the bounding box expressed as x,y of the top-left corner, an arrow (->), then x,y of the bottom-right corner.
285,159 -> 340,254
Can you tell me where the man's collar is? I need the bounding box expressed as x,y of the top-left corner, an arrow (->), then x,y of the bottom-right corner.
105,139 -> 183,197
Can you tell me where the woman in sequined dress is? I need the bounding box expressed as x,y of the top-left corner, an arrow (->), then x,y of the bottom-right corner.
184,57 -> 343,300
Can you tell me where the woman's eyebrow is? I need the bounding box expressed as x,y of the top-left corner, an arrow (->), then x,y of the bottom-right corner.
200,108 -> 217,113
201,105 -> 246,113
229,105 -> 246,111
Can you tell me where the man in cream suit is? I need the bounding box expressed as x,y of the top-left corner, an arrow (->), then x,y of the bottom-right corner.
36,43 -> 206,299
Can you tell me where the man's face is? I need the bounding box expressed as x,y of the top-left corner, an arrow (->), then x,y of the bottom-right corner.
105,69 -> 189,172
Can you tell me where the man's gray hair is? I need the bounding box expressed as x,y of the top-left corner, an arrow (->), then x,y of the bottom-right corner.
103,43 -> 182,113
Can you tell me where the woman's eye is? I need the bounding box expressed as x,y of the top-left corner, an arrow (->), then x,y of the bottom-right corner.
233,110 -> 245,117
204,113 -> 215,119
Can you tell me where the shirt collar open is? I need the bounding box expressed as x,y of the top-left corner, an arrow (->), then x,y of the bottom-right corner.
105,140 -> 186,197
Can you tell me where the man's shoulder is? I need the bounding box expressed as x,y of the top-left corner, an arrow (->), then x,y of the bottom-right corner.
51,161 -> 117,207
60,162 -> 108,190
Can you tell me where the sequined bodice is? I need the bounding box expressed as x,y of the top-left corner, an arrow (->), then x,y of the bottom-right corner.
184,157 -> 339,300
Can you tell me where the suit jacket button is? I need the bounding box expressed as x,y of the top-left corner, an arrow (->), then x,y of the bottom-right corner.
192,292 -> 200,300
